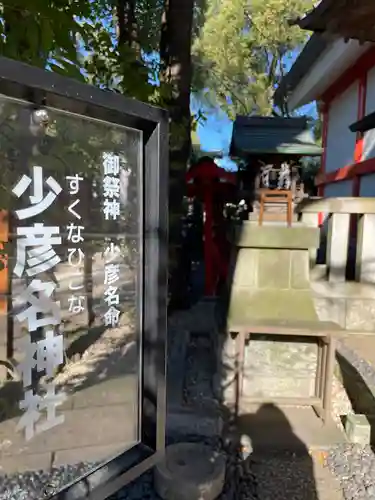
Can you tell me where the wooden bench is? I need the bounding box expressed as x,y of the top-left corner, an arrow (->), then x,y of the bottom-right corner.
229,319 -> 343,424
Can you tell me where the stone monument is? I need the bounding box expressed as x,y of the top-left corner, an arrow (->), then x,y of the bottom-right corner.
218,220 -> 322,404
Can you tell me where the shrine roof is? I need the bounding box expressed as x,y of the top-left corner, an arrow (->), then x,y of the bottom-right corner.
229,115 -> 323,159
273,34 -> 328,110
291,0 -> 375,43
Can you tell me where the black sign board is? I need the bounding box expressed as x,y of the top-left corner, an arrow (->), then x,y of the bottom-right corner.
0,57 -> 168,500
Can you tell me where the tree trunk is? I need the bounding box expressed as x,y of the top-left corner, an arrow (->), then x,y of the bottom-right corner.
116,0 -> 138,49
160,0 -> 194,311
3,8 -> 44,65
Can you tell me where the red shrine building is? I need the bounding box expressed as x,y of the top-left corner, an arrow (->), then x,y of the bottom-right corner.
275,0 -> 375,199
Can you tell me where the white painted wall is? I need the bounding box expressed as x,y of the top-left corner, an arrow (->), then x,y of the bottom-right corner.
325,82 -> 358,173
359,173 -> 375,197
324,179 -> 353,198
288,38 -> 370,110
363,66 -> 375,160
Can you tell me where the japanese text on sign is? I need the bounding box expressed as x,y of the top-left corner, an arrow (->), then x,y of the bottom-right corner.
102,153 -> 121,327
12,166 -> 66,441
102,152 -> 121,221
66,174 -> 85,315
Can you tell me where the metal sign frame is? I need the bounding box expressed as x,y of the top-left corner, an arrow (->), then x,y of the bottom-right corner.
0,56 -> 168,500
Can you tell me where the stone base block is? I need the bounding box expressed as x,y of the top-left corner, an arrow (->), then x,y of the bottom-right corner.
244,338 -> 317,373
154,443 -> 226,500
312,281 -> 375,332
243,374 -> 315,398
345,413 -> 371,445
217,336 -> 317,404
220,375 -> 315,404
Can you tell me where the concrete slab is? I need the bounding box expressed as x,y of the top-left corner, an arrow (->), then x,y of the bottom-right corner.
53,442 -> 133,467
70,375 -> 137,409
346,299 -> 375,331
343,335 -> 375,366
0,402 -> 137,457
311,280 -> 375,299
233,405 -> 347,451
0,450 -> 53,475
313,457 -> 344,500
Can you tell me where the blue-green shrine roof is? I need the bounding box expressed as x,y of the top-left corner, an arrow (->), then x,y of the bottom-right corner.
230,115 -> 323,159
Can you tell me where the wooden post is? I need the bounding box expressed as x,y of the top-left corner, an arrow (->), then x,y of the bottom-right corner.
301,212 -> 319,267
326,213 -> 350,282
356,213 -> 375,284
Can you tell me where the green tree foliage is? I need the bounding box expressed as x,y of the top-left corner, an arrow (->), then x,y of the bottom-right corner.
0,0 -> 94,79
0,0 -> 198,308
83,1 -> 159,101
0,0 -> 163,101
193,0 -> 315,118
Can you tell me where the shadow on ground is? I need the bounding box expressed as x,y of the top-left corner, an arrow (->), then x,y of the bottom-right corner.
226,403 -> 319,500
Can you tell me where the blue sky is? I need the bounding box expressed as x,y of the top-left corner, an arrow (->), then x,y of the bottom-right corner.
191,97 -> 232,154
191,95 -> 236,169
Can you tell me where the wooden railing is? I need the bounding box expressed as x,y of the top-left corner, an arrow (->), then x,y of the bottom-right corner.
296,197 -> 375,284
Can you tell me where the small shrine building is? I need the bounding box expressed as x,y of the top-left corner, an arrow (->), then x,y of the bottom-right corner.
229,115 -> 322,218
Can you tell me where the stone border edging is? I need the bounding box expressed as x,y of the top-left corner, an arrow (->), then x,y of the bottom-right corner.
336,340 -> 375,399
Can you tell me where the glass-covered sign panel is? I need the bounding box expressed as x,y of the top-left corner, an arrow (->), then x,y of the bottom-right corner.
0,95 -> 142,498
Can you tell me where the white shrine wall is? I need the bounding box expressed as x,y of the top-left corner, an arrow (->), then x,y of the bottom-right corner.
363,66 -> 375,162
325,81 -> 358,174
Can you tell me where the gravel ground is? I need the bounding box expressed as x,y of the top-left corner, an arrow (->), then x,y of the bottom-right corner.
112,324 -> 375,500
327,444 -> 375,500
3,303 -> 375,500
183,331 -> 218,409
0,462 -> 101,500
325,341 -> 375,500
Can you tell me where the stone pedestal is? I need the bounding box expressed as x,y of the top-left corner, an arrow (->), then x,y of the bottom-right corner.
227,222 -> 320,325
219,222 -> 321,405
154,443 -> 225,500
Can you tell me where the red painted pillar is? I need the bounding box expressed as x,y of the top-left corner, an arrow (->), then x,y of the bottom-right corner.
203,187 -> 215,296
353,73 -> 367,194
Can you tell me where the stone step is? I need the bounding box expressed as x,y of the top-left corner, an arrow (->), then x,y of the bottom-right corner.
311,264 -> 327,281
249,212 -> 298,222
256,201 -> 296,210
